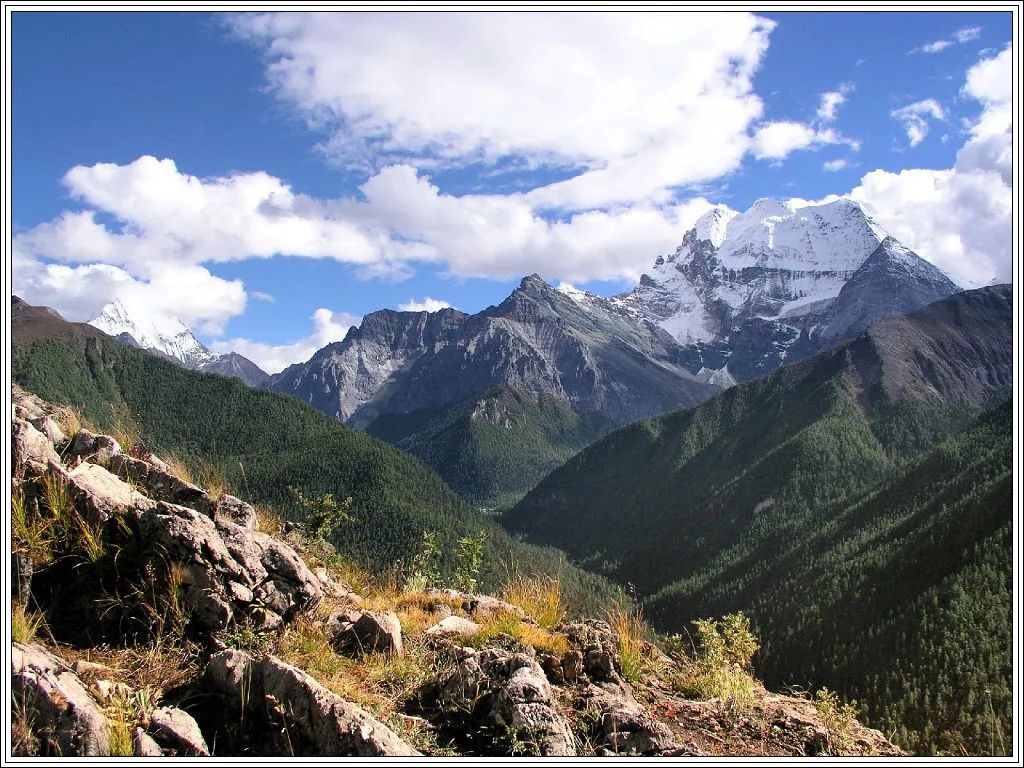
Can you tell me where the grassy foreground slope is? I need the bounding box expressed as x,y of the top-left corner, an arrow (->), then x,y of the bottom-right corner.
11,298 -> 620,613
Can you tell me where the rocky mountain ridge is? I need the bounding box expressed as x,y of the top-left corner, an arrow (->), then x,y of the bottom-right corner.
89,299 -> 269,387
11,386 -> 902,757
613,198 -> 961,381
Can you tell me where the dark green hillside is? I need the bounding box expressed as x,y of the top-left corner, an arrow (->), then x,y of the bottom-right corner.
504,286 -> 1012,754
367,386 -> 609,509
11,318 -> 620,615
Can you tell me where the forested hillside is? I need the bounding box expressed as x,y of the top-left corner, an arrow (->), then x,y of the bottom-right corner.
367,386 -> 609,509
504,286 -> 1013,754
11,303 -> 620,614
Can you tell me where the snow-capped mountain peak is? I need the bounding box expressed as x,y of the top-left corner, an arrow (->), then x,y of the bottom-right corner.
89,299 -> 218,369
693,206 -> 738,248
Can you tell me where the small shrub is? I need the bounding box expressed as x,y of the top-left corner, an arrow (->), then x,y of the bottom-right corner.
289,487 -> 354,541
453,532 -> 486,593
501,574 -> 563,629
815,687 -> 859,755
673,612 -> 759,709
404,531 -> 442,593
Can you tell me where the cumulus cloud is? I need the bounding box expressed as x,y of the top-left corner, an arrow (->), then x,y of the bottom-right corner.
822,159 -> 850,172
911,26 -> 982,54
211,307 -> 361,374
397,297 -> 453,313
751,122 -> 850,160
891,99 -> 946,146
851,46 -> 1012,286
231,11 -> 775,209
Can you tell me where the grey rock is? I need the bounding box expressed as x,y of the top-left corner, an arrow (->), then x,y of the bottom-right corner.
65,462 -> 150,526
428,647 -> 577,756
580,680 -> 677,755
133,727 -> 164,757
148,706 -> 209,756
205,650 -> 420,756
424,615 -> 481,637
425,588 -> 532,622
109,454 -> 212,516
11,642 -> 111,756
558,619 -> 621,682
12,418 -> 58,471
68,429 -> 121,464
329,610 -> 403,656
214,494 -> 258,530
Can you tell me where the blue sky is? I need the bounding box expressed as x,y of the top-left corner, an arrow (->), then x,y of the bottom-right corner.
11,11 -> 1014,372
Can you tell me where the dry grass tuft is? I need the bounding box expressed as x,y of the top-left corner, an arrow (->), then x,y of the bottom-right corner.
607,605 -> 651,686
461,609 -> 570,657
501,574 -> 564,629
161,454 -> 195,485
12,602 -> 46,644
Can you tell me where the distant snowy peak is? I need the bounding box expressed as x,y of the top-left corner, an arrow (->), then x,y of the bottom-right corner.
692,206 -> 738,248
89,299 -> 218,369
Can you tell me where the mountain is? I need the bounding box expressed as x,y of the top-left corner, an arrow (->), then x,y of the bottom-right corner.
614,198 -> 960,382
503,285 -> 1012,754
89,299 -> 269,386
11,298 -> 619,612
270,275 -> 720,505
366,386 -> 610,509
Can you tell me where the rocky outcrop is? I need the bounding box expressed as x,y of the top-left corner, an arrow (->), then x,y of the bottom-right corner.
425,588 -> 532,623
11,642 -> 111,757
425,646 -> 578,756
205,650 -> 420,756
10,387 -> 323,636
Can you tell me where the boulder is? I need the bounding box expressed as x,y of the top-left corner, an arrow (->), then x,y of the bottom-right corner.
424,615 -> 481,638
205,650 -> 420,756
12,418 -> 58,472
31,415 -> 67,447
133,727 -> 164,757
148,706 -> 210,756
313,566 -> 362,605
109,454 -> 213,517
131,502 -> 323,632
214,494 -> 258,530
11,642 -> 111,756
425,588 -> 531,622
579,680 -> 677,755
558,619 -> 621,682
427,647 -> 577,756
329,610 -> 403,656
68,429 -> 121,464
65,462 -> 150,526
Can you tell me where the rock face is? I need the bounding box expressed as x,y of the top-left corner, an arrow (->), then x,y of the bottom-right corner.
205,650 -> 421,756
614,198 -> 960,382
270,278 -> 719,428
10,387 -> 323,636
426,647 -> 578,756
11,642 -> 111,757
148,706 -> 210,756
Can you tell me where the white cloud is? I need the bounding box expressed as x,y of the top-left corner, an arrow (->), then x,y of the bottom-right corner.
251,291 -> 275,302
890,99 -> 946,146
817,83 -> 853,122
822,159 -> 850,172
397,297 -> 453,313
231,11 -> 775,209
211,307 -> 361,374
911,26 -> 983,54
751,121 -> 849,160
851,46 -> 1012,286
12,252 -> 247,334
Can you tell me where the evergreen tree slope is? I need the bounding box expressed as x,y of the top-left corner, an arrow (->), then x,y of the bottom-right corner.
367,386 -> 610,509
11,311 -> 619,613
503,285 -> 1012,754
